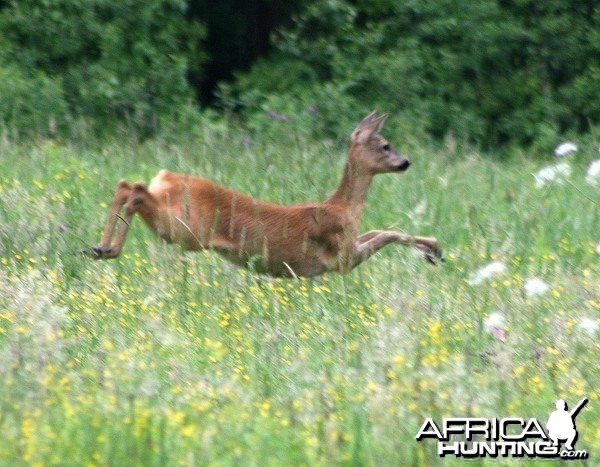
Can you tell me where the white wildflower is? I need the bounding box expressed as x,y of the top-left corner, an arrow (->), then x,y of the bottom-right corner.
554,142 -> 578,158
408,200 -> 427,226
585,160 -> 600,186
484,312 -> 506,332
578,318 -> 598,337
467,261 -> 506,285
595,242 -> 600,255
524,277 -> 550,298
533,162 -> 571,188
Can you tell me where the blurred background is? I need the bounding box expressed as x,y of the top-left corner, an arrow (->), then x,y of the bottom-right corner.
0,0 -> 597,149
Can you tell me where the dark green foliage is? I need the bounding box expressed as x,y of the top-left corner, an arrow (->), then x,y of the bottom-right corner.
186,0 -> 302,104
0,0 -> 596,147
0,62 -> 68,134
0,0 -> 205,134
228,0 -> 599,146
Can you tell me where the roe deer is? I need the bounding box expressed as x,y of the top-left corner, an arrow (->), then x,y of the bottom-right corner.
88,111 -> 441,276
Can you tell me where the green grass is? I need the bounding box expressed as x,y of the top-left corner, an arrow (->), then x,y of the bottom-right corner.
0,119 -> 598,466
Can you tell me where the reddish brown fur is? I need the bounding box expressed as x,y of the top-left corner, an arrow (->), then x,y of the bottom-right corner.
90,111 -> 441,277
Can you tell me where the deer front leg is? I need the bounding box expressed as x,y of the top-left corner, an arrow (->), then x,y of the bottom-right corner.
391,232 -> 442,264
89,181 -> 158,259
346,230 -> 442,271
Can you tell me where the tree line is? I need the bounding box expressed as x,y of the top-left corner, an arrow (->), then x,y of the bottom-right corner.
0,0 -> 597,146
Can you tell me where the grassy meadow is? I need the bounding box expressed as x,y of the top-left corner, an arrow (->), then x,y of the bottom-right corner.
0,117 -> 599,465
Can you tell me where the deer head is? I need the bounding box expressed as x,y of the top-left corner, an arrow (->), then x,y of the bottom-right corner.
350,111 -> 410,174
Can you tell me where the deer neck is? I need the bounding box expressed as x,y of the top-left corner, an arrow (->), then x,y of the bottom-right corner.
327,157 -> 373,225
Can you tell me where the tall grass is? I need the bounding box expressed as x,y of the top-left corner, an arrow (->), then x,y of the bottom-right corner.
0,117 -> 598,465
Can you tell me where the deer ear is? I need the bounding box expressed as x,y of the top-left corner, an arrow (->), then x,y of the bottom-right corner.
370,113 -> 388,132
358,110 -> 378,127
352,112 -> 388,144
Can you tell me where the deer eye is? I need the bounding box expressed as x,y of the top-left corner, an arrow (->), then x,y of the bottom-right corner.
381,143 -> 391,152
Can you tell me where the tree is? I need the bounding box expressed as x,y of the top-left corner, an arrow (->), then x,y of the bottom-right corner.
229,0 -> 599,146
0,0 -> 205,133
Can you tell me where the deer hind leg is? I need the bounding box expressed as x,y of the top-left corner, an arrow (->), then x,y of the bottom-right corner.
345,230 -> 442,271
91,181 -> 159,259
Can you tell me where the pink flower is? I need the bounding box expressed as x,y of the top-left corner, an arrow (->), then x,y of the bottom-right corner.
490,326 -> 506,341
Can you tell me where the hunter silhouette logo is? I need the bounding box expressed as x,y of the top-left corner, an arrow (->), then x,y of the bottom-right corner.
416,397 -> 590,459
547,398 -> 588,451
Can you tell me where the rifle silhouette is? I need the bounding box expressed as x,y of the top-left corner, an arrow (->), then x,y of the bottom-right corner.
569,397 -> 588,419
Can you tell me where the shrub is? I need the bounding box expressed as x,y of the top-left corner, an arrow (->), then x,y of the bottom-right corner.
0,63 -> 68,136
227,0 -> 599,147
0,0 -> 205,133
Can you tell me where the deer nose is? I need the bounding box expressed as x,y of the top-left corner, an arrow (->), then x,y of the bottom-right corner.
397,159 -> 411,171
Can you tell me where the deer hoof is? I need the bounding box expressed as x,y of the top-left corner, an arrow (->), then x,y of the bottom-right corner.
83,245 -> 109,259
423,246 -> 444,265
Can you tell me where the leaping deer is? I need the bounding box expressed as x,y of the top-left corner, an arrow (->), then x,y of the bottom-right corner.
88,111 -> 442,277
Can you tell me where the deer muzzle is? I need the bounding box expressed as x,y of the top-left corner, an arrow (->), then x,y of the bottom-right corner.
396,158 -> 411,171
